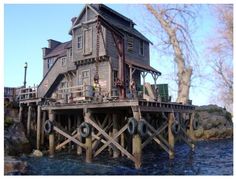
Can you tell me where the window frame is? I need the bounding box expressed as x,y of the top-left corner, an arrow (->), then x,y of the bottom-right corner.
47,58 -> 53,69
77,35 -> 83,49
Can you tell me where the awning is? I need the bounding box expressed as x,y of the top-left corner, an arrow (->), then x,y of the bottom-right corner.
125,59 -> 161,76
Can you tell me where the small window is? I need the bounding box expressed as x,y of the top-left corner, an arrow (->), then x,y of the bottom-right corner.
112,70 -> 118,86
139,40 -> 144,56
61,57 -> 66,66
82,70 -> 89,78
77,36 -> 83,49
127,35 -> 133,52
69,48 -> 72,57
47,58 -> 53,69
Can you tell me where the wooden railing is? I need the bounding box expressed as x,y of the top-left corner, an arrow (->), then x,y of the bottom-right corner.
18,86 -> 38,101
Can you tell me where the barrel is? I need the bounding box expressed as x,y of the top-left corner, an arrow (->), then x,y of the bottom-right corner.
111,88 -> 118,98
85,85 -> 93,97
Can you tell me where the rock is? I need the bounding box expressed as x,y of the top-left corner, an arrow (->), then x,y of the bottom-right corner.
194,127 -> 204,138
4,122 -> 31,156
31,150 -> 43,157
4,156 -> 28,175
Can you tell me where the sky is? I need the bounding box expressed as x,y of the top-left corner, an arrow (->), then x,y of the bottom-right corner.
3,3 -> 224,106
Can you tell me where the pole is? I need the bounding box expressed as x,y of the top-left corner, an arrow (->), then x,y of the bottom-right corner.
23,62 -> 28,88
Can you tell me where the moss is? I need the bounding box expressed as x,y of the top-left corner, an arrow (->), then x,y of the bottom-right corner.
4,116 -> 13,128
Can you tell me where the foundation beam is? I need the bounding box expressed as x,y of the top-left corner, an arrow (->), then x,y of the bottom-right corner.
132,106 -> 142,169
41,111 -> 46,145
112,113 -> 120,158
84,109 -> 92,163
168,112 -> 175,159
36,105 -> 41,150
49,110 -> 55,157
27,105 -> 32,136
77,115 -> 82,155
189,112 -> 195,150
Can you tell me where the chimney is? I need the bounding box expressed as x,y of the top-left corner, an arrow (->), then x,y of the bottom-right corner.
42,47 -> 51,57
48,39 -> 61,49
71,17 -> 77,25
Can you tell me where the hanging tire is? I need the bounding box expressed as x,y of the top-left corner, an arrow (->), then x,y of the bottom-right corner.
127,117 -> 138,135
138,120 -> 148,137
171,121 -> 180,135
192,118 -> 200,130
79,122 -> 91,138
44,120 -> 53,134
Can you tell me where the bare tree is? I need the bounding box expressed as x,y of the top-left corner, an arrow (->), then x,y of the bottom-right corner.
206,4 -> 233,112
145,4 -> 197,104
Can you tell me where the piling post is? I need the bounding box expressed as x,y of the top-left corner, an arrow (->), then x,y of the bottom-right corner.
112,113 -> 120,158
27,105 -> 32,136
168,112 -> 175,159
132,106 -> 142,169
36,105 -> 41,150
120,132 -> 125,157
84,109 -> 92,163
77,115 -> 82,155
41,111 -> 46,145
189,112 -> 195,150
68,115 -> 72,152
49,109 -> 55,157
18,104 -> 23,122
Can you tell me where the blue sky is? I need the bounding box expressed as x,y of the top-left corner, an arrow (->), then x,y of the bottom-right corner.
4,4 -> 218,106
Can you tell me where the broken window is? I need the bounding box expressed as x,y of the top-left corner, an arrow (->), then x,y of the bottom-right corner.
83,28 -> 92,55
139,39 -> 144,56
127,35 -> 134,52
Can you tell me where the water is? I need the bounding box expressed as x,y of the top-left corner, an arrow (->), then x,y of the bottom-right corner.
21,138 -> 233,175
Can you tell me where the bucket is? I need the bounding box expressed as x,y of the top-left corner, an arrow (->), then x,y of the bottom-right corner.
85,85 -> 93,97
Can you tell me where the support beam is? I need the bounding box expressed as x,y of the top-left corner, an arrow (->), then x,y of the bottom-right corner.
189,112 -> 195,150
112,114 -> 120,158
18,105 -> 23,122
27,106 -> 32,136
68,115 -> 72,152
49,110 -> 55,157
120,132 -> 125,157
132,106 -> 142,169
77,115 -> 82,155
168,112 -> 175,159
141,72 -> 148,99
36,105 -> 41,150
84,109 -> 92,163
41,111 -> 46,145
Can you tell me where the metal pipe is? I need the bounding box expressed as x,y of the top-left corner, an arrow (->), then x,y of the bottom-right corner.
23,62 -> 28,88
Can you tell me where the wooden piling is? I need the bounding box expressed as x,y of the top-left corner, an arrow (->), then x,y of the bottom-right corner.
27,105 -> 32,136
68,115 -> 72,152
41,111 -> 46,145
49,110 -> 55,157
112,113 -> 120,158
120,132 -> 125,157
77,115 -> 82,155
36,105 -> 41,150
84,109 -> 92,163
168,112 -> 175,159
18,105 -> 23,122
132,106 -> 142,169
189,112 -> 195,150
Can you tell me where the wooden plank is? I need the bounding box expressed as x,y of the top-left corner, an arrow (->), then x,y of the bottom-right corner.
53,126 -> 86,149
55,130 -> 77,150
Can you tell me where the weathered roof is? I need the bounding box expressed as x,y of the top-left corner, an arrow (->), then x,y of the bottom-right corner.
45,41 -> 72,59
126,59 -> 161,76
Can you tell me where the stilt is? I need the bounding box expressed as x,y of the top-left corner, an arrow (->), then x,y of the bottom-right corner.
49,110 -> 55,157
36,105 -> 41,150
77,115 -> 82,155
168,112 -> 174,159
132,106 -> 142,169
68,115 -> 72,152
41,111 -> 46,145
189,112 -> 195,150
108,131 -> 113,156
84,109 -> 92,163
112,113 -> 120,158
27,105 -> 32,136
120,132 -> 125,157
18,105 -> 23,122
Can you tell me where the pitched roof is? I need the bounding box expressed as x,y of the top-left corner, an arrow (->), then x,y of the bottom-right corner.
45,41 -> 72,59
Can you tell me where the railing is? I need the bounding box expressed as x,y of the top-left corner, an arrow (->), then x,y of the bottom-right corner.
54,85 -> 94,103
18,86 -> 38,101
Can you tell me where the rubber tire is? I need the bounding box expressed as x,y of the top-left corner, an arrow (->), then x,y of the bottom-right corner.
44,120 -> 53,134
171,121 -> 181,135
127,117 -> 138,135
79,122 -> 91,138
192,118 -> 199,130
138,120 -> 148,137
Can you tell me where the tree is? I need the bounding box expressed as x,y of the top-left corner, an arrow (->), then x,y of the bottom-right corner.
145,4 -> 197,104
206,4 -> 233,113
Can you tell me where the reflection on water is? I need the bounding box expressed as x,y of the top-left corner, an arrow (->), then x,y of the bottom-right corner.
22,138 -> 233,175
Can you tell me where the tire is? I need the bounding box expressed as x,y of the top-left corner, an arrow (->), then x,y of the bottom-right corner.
44,120 -> 53,134
171,121 -> 180,135
138,120 -> 148,137
127,117 -> 138,135
192,118 -> 200,130
79,122 -> 91,138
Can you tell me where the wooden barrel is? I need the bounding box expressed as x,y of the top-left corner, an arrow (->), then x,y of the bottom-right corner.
85,85 -> 93,97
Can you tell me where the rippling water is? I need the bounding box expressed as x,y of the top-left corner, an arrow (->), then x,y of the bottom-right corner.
21,138 -> 233,175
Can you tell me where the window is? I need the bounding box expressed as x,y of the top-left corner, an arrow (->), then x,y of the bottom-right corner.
139,40 -> 144,56
112,70 -> 118,86
81,69 -> 90,85
127,35 -> 134,52
77,36 -> 83,49
83,28 -> 93,55
47,58 -> 53,69
61,57 -> 66,66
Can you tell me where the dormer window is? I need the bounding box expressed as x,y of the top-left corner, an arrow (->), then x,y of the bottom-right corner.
127,35 -> 133,52
61,57 -> 66,66
47,58 -> 53,69
139,40 -> 144,56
